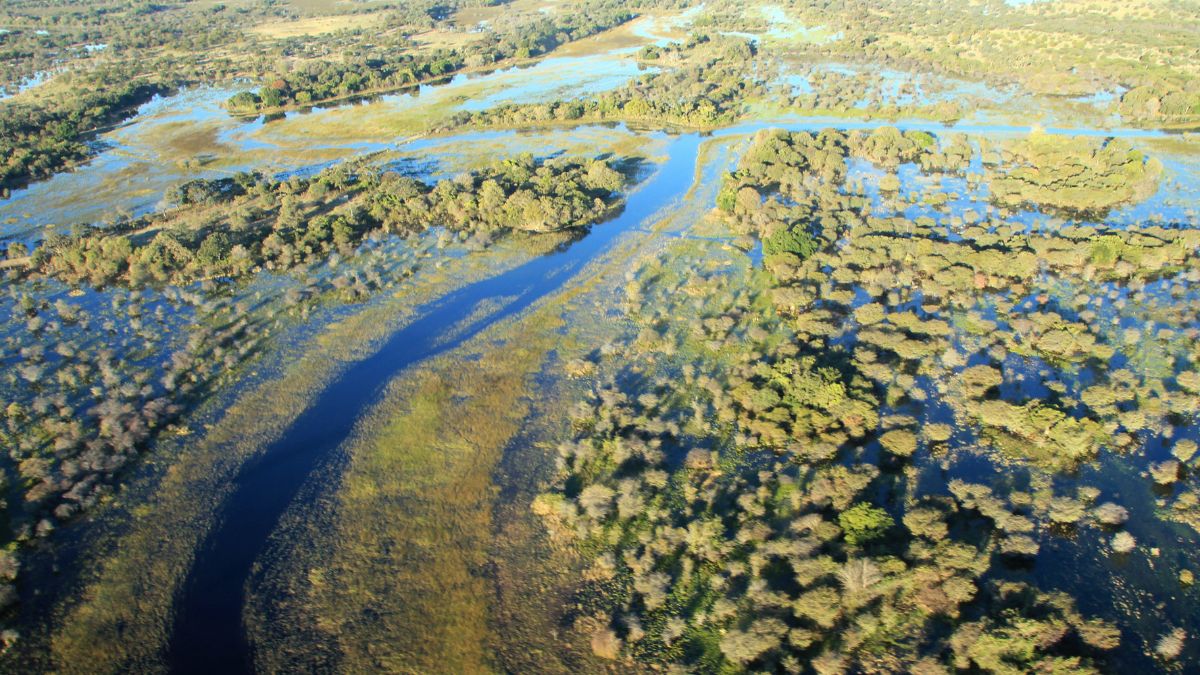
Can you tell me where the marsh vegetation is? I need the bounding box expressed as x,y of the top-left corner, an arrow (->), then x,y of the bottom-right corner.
0,0 -> 1198,672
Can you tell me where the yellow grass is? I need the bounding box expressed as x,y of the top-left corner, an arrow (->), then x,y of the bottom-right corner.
140,120 -> 231,157
407,27 -> 483,50
452,0 -> 557,27
304,323 -> 554,672
278,0 -> 358,15
552,16 -> 655,57
250,13 -> 380,39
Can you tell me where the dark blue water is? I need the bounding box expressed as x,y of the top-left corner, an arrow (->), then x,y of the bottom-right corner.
167,133 -> 702,674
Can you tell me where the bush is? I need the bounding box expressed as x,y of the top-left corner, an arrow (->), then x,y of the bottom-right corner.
1094,502 -> 1129,526
763,226 -> 818,259
1111,531 -> 1136,553
839,503 -> 894,546
879,429 -> 918,456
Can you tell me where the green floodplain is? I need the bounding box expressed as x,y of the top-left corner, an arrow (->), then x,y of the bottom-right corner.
1,0 -> 1200,673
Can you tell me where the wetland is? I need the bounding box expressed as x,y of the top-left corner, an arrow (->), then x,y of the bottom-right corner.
0,1 -> 1199,673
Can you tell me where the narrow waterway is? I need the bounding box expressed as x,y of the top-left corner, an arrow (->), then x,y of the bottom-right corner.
166,132 -> 703,674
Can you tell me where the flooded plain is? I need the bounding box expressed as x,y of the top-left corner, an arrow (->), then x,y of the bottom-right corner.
1,8 -> 1199,673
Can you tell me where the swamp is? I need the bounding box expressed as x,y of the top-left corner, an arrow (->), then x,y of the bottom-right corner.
0,0 -> 1198,673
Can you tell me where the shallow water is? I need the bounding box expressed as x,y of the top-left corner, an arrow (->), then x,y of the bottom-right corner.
0,70 -> 54,100
2,21 -> 1199,670
158,115 -> 1197,670
757,4 -> 841,43
0,27 -> 1176,246
0,51 -> 656,241
168,131 -> 700,673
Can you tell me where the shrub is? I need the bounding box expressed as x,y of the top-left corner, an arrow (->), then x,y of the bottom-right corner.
720,618 -> 787,665
1173,439 -> 1198,463
578,484 -> 615,519
924,423 -> 953,443
879,429 -> 918,456
1150,460 -> 1180,485
1155,628 -> 1186,660
1093,502 -> 1129,526
591,627 -> 622,660
763,226 -> 818,259
1111,531 -> 1137,553
839,503 -> 894,546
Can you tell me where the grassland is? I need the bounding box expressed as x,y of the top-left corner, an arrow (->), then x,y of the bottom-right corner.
248,14 -> 383,39
277,313 -> 555,671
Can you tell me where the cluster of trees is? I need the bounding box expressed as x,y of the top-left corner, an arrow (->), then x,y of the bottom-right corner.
537,121 -> 1200,670
786,67 -> 966,123
1118,83 -> 1200,125
29,153 -> 631,287
720,125 -> 1164,224
534,361 -> 1121,672
0,0 -> 252,92
0,0 -> 293,191
443,35 -> 765,130
727,127 -> 1196,465
0,179 -> 464,627
772,0 -> 1198,113
0,0 -> 340,192
0,66 -> 171,193
715,127 -> 851,257
0,283 -> 273,614
984,132 -> 1164,214
225,4 -> 636,113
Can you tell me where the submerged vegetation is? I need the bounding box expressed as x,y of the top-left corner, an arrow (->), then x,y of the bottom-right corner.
0,0 -> 1198,671
530,124 -> 1200,672
0,72 -> 171,193
0,146 -> 635,645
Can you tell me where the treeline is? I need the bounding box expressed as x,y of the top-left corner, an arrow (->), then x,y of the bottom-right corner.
441,35 -> 764,130
225,3 -> 637,113
0,65 -> 172,194
31,153 -> 631,287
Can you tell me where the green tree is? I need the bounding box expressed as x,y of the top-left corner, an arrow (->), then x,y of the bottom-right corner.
839,503 -> 893,546
763,226 -> 818,259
